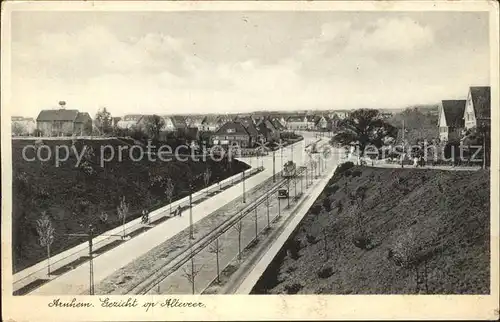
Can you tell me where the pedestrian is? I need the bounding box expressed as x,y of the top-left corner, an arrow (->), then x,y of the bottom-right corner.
177,205 -> 182,217
413,156 -> 419,167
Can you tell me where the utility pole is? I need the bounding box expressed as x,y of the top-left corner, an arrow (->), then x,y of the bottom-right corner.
401,119 -> 405,169
189,191 -> 194,239
65,224 -> 123,295
242,171 -> 246,203
272,150 -> 276,182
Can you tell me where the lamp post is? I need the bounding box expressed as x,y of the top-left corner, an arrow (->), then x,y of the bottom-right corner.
272,150 -> 276,182
242,171 -> 246,203
65,224 -> 122,295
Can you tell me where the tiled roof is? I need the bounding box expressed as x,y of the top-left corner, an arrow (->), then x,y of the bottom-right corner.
470,86 -> 491,119
238,117 -> 260,137
215,121 -> 250,136
75,112 -> 92,123
37,109 -> 79,122
441,100 -> 466,128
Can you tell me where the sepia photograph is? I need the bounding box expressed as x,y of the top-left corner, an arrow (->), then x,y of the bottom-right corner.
1,1 -> 499,321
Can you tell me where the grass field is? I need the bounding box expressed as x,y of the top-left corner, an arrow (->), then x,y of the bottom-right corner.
253,165 -> 490,294
12,138 -> 249,273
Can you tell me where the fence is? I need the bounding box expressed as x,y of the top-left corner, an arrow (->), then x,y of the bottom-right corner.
12,166 -> 263,294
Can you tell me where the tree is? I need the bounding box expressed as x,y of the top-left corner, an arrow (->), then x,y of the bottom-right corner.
94,107 -> 113,135
332,109 -> 397,158
117,196 -> 129,239
36,211 -> 55,277
144,115 -> 165,141
463,122 -> 490,169
207,238 -> 224,284
203,168 -> 212,192
163,178 -> 175,216
181,247 -> 205,294
234,219 -> 244,260
12,122 -> 27,136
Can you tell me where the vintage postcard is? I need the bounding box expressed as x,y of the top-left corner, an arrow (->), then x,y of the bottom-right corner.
1,0 -> 499,321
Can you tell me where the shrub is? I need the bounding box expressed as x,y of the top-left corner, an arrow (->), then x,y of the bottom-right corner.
389,230 -> 416,267
323,197 -> 332,212
352,233 -> 372,250
317,266 -> 334,279
284,283 -> 303,294
335,161 -> 354,176
351,170 -> 362,177
287,239 -> 302,260
326,184 -> 339,194
306,234 -> 318,245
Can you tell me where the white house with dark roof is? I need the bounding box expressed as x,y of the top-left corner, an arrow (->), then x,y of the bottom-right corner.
438,100 -> 466,142
11,116 -> 36,136
463,86 -> 491,130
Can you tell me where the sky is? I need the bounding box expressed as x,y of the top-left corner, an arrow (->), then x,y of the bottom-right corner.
10,10 -> 490,118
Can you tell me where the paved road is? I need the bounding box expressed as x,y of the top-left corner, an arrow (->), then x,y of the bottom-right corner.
29,132 -> 324,295
147,136 -> 335,294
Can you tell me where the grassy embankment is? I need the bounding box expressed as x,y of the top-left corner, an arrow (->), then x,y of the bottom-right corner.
12,138 -> 249,272
253,164 -> 490,294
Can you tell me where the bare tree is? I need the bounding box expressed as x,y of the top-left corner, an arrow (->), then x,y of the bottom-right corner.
265,194 -> 270,229
117,196 -> 129,239
254,207 -> 258,241
234,219 -> 244,260
207,238 -> 224,284
99,211 -> 108,224
143,115 -> 165,141
36,211 -> 55,277
163,178 -> 175,216
181,248 -> 205,294
204,168 -> 212,194
12,122 -> 27,136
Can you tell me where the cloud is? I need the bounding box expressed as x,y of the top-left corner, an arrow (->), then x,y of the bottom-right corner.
345,17 -> 435,54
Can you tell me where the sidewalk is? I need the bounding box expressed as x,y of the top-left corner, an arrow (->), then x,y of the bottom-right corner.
14,166 -> 262,295
26,136 -> 316,295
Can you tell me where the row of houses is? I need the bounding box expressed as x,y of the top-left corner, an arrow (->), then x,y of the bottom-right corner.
438,86 -> 491,142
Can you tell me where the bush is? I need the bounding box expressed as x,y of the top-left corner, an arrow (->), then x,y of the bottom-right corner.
323,197 -> 332,212
352,233 -> 372,250
389,230 -> 416,267
317,266 -> 334,279
351,170 -> 362,177
284,283 -> 303,294
326,184 -> 339,194
287,239 -> 302,260
306,234 -> 318,245
335,162 -> 354,176
336,200 -> 343,213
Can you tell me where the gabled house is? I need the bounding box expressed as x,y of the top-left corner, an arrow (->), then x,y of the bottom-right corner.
237,116 -> 261,145
438,100 -> 466,142
463,86 -> 491,130
212,121 -> 252,148
270,117 -> 286,131
36,106 -> 93,136
171,115 -> 188,134
286,115 -> 308,130
200,115 -> 219,132
11,116 -> 36,136
257,117 -> 280,142
116,114 -> 144,130
314,115 -> 328,130
161,116 -> 176,132
216,115 -> 233,130
185,115 -> 205,129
